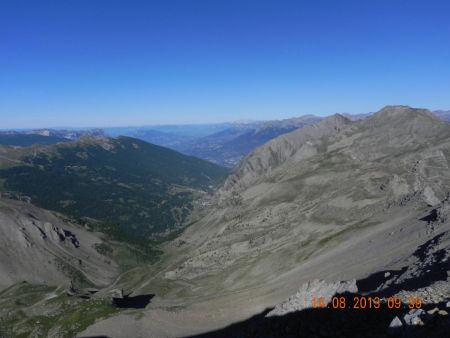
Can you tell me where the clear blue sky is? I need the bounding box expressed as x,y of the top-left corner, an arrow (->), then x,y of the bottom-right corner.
1,0 -> 449,128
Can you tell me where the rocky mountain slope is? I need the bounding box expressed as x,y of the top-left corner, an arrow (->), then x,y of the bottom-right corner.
222,113 -> 351,192
165,106 -> 450,286
0,198 -> 118,289
80,106 -> 450,337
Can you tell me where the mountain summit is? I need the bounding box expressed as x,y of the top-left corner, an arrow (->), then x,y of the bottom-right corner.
366,105 -> 445,135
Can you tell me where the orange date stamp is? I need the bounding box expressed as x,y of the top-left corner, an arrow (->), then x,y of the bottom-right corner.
310,296 -> 423,310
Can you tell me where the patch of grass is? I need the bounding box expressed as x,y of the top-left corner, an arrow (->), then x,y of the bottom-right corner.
0,178 -> 6,191
317,228 -> 350,247
53,258 -> 94,289
0,283 -> 120,338
94,242 -> 114,256
0,283 -> 55,301
52,299 -> 119,338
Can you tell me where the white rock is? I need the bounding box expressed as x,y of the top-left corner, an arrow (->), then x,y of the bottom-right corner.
404,309 -> 425,326
428,307 -> 439,315
266,279 -> 358,317
389,316 -> 403,328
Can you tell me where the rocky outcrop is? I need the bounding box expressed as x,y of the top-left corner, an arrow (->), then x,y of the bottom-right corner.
0,198 -> 118,288
266,279 -> 358,317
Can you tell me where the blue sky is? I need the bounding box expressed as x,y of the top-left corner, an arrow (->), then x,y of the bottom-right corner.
1,0 -> 449,128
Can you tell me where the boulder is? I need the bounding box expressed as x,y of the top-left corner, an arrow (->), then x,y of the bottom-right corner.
266,279 -> 358,317
403,308 -> 426,326
427,307 -> 439,315
389,316 -> 403,328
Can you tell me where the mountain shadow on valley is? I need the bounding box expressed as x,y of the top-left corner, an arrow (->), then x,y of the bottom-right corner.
357,232 -> 450,296
188,293 -> 449,338
112,293 -> 155,309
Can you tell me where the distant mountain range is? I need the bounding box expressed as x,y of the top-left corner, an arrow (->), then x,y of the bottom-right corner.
3,110 -> 449,168
103,110 -> 450,167
102,116 -> 322,167
173,115 -> 323,167
0,133 -> 69,147
433,110 -> 450,121
0,129 -> 104,146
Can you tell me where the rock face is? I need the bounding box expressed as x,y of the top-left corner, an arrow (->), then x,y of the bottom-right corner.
266,279 -> 358,317
0,198 -> 118,288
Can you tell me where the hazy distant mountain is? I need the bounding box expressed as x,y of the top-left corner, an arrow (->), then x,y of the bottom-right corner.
104,128 -> 194,149
175,115 -> 323,167
145,123 -> 232,138
341,112 -> 373,121
104,123 -> 231,139
0,136 -> 228,244
102,117 -> 323,168
0,129 -> 105,147
103,124 -> 233,158
433,110 -> 450,122
102,114 -> 377,168
0,133 -> 69,147
24,128 -> 105,140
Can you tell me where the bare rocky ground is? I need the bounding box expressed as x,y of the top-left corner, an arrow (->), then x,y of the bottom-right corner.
0,198 -> 123,337
0,198 -> 118,288
79,107 -> 450,337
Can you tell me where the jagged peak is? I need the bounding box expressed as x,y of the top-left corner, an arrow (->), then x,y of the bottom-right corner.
310,113 -> 352,131
325,113 -> 352,123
